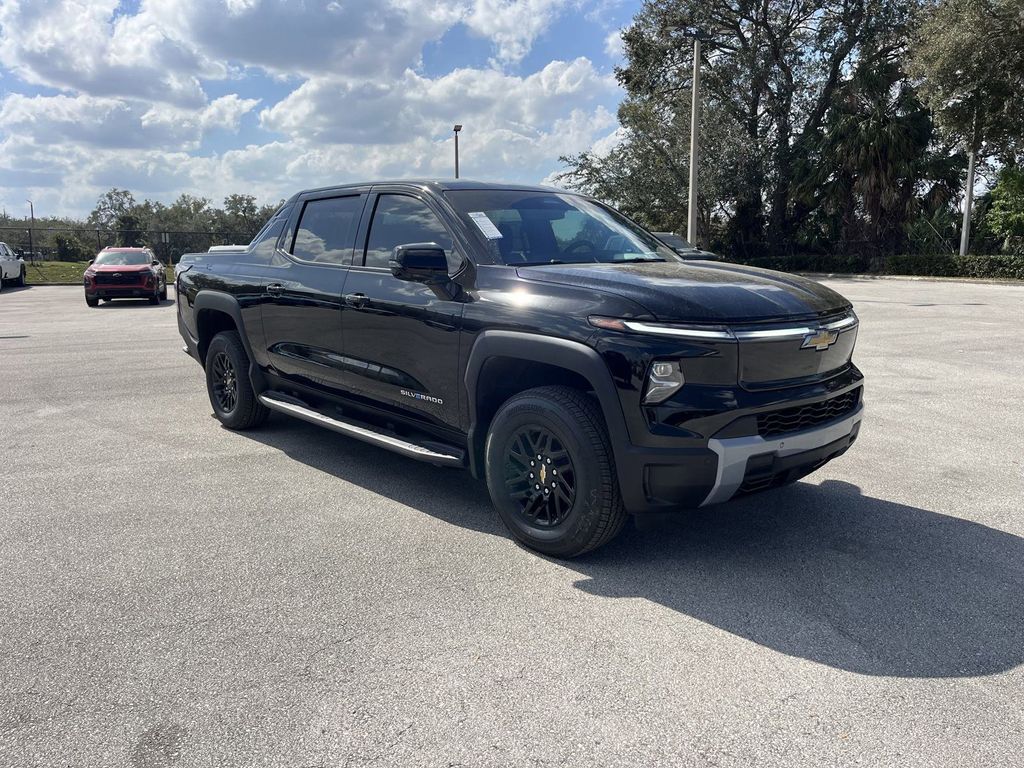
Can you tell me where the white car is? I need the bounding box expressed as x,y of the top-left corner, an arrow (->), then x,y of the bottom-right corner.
0,242 -> 26,290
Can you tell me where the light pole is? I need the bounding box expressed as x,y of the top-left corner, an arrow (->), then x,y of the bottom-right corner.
686,36 -> 702,247
26,200 -> 34,259
667,28 -> 709,247
453,124 -> 463,179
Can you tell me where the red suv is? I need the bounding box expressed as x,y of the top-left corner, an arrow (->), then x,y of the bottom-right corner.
84,247 -> 167,306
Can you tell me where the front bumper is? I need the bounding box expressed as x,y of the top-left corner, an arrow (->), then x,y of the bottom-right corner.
86,286 -> 153,298
701,403 -> 863,506
616,396 -> 864,514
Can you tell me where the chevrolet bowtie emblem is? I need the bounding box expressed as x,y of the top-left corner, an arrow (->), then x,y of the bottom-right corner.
800,328 -> 839,351
539,465 -> 548,484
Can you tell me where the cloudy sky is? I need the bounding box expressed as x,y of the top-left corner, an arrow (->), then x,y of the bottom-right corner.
0,0 -> 637,218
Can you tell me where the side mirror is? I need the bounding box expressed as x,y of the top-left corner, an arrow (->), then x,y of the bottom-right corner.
87,259 -> 94,265
389,243 -> 449,284
151,259 -> 161,267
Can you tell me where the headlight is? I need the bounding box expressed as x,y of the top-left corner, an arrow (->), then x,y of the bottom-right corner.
643,360 -> 684,404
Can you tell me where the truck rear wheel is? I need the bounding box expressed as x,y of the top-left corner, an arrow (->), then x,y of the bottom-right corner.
485,385 -> 627,558
205,331 -> 268,430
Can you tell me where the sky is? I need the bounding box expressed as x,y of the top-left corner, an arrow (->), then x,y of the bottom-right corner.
0,0 -> 640,219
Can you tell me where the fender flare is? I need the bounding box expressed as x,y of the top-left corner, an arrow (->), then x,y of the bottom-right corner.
193,290 -> 268,393
463,330 -> 631,480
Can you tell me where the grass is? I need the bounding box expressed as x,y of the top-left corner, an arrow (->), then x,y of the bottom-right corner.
23,260 -> 175,285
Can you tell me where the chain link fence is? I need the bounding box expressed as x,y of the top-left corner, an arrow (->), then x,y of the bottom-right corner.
0,226 -> 251,265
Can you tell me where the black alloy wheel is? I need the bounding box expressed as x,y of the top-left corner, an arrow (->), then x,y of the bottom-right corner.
204,330 -> 268,430
485,385 -> 628,558
504,426 -> 577,528
211,351 -> 238,414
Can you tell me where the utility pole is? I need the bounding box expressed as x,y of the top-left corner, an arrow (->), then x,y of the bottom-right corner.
959,148 -> 976,257
453,124 -> 463,179
26,200 -> 34,258
687,37 -> 701,247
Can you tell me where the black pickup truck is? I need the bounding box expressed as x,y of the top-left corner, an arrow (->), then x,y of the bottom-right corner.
177,181 -> 863,557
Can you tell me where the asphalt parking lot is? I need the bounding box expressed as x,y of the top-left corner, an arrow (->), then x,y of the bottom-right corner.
1,279 -> 1022,767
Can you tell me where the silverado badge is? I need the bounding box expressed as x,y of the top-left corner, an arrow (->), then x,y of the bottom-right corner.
800,328 -> 839,351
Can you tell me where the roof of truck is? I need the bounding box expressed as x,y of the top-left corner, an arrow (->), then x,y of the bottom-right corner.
288,179 -> 571,199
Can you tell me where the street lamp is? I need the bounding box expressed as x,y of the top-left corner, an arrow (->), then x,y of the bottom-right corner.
26,199 -> 34,259
667,28 -> 710,247
453,124 -> 463,179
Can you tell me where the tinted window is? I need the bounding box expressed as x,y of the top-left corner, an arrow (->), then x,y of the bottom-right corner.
364,195 -> 455,270
241,217 -> 286,266
94,250 -> 149,266
445,190 -> 677,266
291,196 -> 362,265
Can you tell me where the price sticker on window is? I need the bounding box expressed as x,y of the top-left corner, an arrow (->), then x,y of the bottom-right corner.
468,212 -> 503,240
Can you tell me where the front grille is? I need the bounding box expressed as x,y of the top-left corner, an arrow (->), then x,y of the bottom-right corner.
737,455 -> 835,496
96,272 -> 146,285
757,388 -> 860,439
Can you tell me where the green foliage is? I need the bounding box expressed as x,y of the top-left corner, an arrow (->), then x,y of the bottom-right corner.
982,167 -> 1024,251
53,234 -> 92,262
908,0 -> 1024,158
561,0 -> 921,257
742,251 -> 1024,279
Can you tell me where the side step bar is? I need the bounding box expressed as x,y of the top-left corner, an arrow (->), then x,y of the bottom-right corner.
258,393 -> 464,467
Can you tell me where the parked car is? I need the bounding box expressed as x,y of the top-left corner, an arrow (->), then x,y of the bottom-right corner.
653,232 -> 720,260
0,242 -> 26,290
176,181 -> 863,558
83,247 -> 167,306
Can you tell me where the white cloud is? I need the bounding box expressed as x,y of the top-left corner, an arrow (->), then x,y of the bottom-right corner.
604,29 -> 624,59
0,93 -> 259,150
463,0 -> 576,64
259,58 -> 615,145
0,0 -> 626,217
0,0 -> 210,106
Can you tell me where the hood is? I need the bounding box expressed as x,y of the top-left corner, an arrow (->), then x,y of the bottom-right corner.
515,260 -> 850,323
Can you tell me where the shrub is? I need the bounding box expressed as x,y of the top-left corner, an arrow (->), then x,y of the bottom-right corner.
53,234 -> 93,262
737,252 -> 1024,280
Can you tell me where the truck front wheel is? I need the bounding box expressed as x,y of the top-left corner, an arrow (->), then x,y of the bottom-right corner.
205,331 -> 268,430
485,385 -> 627,558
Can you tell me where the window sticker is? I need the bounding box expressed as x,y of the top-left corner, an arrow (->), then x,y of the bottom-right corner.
468,211 -> 503,240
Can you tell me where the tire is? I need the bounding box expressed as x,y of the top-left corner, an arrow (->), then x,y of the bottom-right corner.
160,281 -> 168,301
205,330 -> 268,430
149,288 -> 160,305
17,267 -> 25,287
484,385 -> 627,558
85,296 -> 99,307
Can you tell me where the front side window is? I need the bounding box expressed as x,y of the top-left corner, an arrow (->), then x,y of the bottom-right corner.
290,196 -> 362,265
445,190 -> 678,266
363,195 -> 455,270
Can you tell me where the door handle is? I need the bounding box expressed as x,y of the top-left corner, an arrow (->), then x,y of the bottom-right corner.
266,283 -> 284,295
344,292 -> 368,308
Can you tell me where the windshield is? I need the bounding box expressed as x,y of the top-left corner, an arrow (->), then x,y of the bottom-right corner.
94,250 -> 150,266
445,190 -> 679,266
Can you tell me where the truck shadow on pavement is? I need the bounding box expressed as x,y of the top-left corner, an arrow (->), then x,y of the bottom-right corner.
241,419 -> 1023,680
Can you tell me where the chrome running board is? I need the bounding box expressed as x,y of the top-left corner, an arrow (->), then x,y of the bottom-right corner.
258,393 -> 464,467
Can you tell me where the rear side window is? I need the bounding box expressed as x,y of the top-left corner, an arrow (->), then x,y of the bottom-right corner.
363,195 -> 455,270
241,217 -> 286,266
290,196 -> 362,265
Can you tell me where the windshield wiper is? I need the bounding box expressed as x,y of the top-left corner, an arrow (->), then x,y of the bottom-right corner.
516,259 -> 571,266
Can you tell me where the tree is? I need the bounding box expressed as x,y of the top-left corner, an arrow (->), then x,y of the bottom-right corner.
561,0 -> 919,256
88,188 -> 137,230
908,0 -> 1024,253
796,61 -> 961,255
982,167 -> 1024,251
